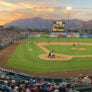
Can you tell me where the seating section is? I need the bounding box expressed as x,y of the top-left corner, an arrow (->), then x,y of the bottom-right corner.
0,29 -> 28,49
0,68 -> 92,92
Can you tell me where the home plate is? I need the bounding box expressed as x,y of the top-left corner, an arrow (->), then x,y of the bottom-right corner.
28,48 -> 33,51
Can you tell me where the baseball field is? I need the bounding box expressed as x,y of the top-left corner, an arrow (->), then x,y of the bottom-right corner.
1,38 -> 92,77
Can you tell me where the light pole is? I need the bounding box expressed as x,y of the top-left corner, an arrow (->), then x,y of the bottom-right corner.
66,6 -> 72,32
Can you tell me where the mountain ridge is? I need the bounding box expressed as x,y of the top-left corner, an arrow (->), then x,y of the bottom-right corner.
4,17 -> 92,30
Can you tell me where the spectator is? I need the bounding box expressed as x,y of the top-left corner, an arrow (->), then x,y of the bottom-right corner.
2,80 -> 11,92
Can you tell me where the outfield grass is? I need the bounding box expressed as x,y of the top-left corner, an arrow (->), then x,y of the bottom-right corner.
6,38 -> 92,73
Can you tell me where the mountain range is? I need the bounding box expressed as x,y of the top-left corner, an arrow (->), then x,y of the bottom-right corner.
4,17 -> 92,30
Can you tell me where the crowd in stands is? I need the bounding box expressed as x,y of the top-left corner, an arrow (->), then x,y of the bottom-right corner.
76,74 -> 92,84
0,29 -> 28,47
0,68 -> 92,92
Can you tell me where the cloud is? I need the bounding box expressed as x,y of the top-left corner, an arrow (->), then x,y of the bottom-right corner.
17,3 -> 55,12
0,0 -> 55,12
0,0 -> 14,7
70,9 -> 92,20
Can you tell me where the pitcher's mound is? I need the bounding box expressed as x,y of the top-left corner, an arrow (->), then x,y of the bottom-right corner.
71,48 -> 86,50
39,54 -> 72,60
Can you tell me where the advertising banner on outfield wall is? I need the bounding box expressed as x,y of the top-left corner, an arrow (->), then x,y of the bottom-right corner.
71,35 -> 76,38
83,35 -> 88,38
84,35 -> 92,38
62,35 -> 67,37
75,34 -> 79,38
57,34 -> 67,38
67,35 -> 71,38
66,34 -> 76,38
57,35 -> 62,37
50,34 -> 57,37
79,35 -> 84,38
66,34 -> 80,38
28,34 -> 41,37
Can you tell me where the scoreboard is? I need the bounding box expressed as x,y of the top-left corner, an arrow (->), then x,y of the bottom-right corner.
52,21 -> 65,32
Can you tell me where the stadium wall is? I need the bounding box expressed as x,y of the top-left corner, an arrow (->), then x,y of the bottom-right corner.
29,33 -> 92,38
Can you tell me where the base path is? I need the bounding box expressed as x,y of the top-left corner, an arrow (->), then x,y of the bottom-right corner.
1,41 -> 92,77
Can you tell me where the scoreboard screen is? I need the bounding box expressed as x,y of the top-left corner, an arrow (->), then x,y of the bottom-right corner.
52,21 -> 65,32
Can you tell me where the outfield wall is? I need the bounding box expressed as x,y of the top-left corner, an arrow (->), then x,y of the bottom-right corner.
29,32 -> 92,38
50,32 -> 92,38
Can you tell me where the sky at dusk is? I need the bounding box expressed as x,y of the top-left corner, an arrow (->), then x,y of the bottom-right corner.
0,0 -> 92,25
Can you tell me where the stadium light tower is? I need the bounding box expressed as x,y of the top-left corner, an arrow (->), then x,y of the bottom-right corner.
66,6 -> 72,11
66,6 -> 72,32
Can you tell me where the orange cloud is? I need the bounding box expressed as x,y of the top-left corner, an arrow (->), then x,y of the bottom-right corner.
19,3 -> 55,12
0,0 -> 14,7
0,10 -> 40,25
33,6 -> 55,12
